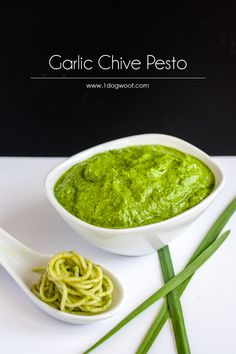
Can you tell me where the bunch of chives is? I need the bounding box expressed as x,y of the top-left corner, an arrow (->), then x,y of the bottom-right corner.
84,198 -> 236,354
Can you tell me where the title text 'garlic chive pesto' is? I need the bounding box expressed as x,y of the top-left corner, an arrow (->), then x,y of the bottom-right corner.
54,145 -> 215,228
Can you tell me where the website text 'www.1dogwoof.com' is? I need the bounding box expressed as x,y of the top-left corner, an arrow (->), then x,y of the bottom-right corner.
86,82 -> 150,90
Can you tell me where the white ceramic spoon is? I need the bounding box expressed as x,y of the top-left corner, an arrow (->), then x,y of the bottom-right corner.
0,227 -> 125,324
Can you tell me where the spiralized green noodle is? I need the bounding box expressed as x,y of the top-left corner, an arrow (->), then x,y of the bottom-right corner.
31,251 -> 113,315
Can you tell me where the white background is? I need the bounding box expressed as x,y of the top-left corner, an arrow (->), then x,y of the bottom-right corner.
0,157 -> 235,354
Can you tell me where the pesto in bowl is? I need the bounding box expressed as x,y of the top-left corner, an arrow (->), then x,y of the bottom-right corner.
54,145 -> 215,228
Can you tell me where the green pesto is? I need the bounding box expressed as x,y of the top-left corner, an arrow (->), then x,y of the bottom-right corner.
54,145 -> 215,228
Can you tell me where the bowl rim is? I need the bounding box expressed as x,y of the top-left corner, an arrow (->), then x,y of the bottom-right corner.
45,133 -> 225,234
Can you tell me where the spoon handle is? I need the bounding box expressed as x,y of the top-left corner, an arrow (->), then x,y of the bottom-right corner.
0,229 -> 26,275
0,227 -> 50,270
0,228 -> 30,259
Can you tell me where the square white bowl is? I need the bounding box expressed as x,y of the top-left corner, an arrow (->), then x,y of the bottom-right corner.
45,134 -> 224,256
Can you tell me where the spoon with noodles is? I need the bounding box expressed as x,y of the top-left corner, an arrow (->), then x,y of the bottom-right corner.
0,227 -> 125,324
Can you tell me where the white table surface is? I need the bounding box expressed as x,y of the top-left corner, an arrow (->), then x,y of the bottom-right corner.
0,157 -> 235,354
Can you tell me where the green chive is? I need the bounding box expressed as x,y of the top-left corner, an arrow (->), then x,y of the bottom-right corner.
157,246 -> 191,354
83,230 -> 230,354
136,197 -> 236,354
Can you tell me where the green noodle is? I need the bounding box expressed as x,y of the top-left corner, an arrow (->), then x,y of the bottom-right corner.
31,251 -> 113,315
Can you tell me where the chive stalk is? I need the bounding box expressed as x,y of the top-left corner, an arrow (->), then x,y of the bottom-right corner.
83,229 -> 230,354
158,246 -> 191,354
136,197 -> 236,353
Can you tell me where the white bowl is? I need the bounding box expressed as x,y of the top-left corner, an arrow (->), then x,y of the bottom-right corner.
45,134 -> 224,256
